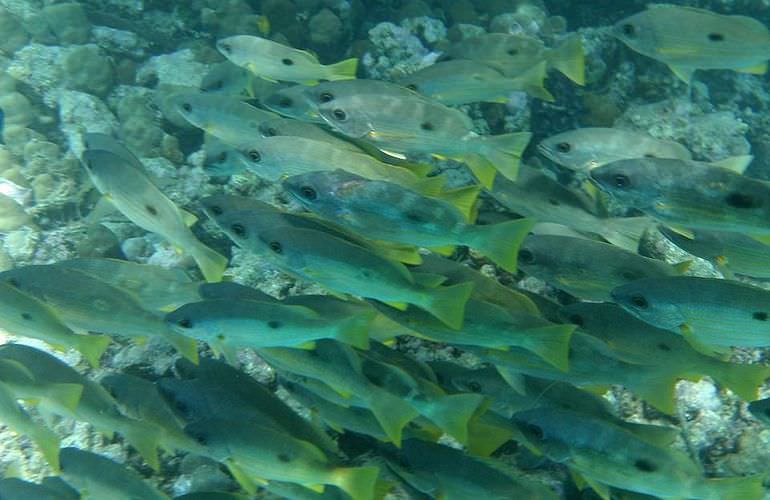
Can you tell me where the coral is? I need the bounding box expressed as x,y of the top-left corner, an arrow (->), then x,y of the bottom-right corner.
363,19 -> 444,80
41,3 -> 91,45
0,7 -> 29,54
135,49 -> 208,88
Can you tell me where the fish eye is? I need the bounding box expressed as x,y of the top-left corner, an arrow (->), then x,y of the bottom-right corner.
319,91 -> 334,103
269,241 -> 283,254
568,314 -> 584,327
708,33 -> 724,42
176,318 -> 193,329
181,102 -> 192,112
217,151 -> 228,162
467,381 -> 482,393
248,149 -> 261,162
230,223 -> 246,237
282,58 -> 294,66
209,204 -> 223,216
219,42 -> 232,54
634,459 -> 658,472
525,423 -> 544,440
278,97 -> 293,108
621,23 -> 635,36
518,248 -> 535,264
630,294 -> 648,309
299,186 -> 317,200
261,126 -> 277,137
332,108 -> 347,121
556,142 -> 571,153
405,83 -> 418,91
613,174 -> 631,188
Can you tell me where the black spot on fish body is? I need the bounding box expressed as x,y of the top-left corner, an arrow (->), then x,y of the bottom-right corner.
217,151 -> 228,162
281,58 -> 294,66
405,83 -> 418,91
657,343 -> 672,351
518,248 -> 535,264
405,211 -> 425,223
248,150 -> 261,162
216,334 -> 225,341
622,23 -> 636,36
420,122 -> 434,131
181,102 -> 192,113
753,312 -> 768,321
547,198 -> 560,206
620,269 -> 643,281
269,241 -> 283,254
725,192 -> 762,209
230,223 -> 246,238
267,320 -> 281,329
7,278 -> 20,288
145,205 -> 158,216
177,318 -> 193,329
643,152 -> 657,158
20,312 -> 32,321
277,452 -> 292,462
506,48 -> 519,56
261,126 -> 277,137
708,33 -> 725,42
278,97 -> 293,108
568,314 -> 584,327
630,294 -> 648,309
634,458 -> 658,472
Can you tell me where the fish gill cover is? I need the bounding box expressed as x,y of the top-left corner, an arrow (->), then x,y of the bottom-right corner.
0,0 -> 769,498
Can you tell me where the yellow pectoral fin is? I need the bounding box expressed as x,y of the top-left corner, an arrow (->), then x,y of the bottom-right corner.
384,301 -> 409,311
667,64 -> 695,84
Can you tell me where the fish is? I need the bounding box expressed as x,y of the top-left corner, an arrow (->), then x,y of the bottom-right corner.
449,32 -> 585,85
284,170 -> 533,272
375,299 -> 574,371
659,226 -> 770,278
490,165 -> 652,251
260,340 -> 420,445
516,234 -> 690,301
224,136 -> 444,194
560,301 -> 770,401
185,417 -> 379,499
748,397 -> 770,425
537,127 -> 691,176
165,298 -> 373,353
55,258 -> 202,312
0,281 -> 110,368
0,383 -> 61,472
383,438 -> 558,500
612,5 -> 770,83
209,209 -> 473,328
201,194 -> 424,265
216,35 -> 358,83
81,147 -> 227,282
262,79 -> 418,122
200,61 -> 282,99
589,157 -> 770,235
159,357 -> 338,456
169,92 -> 278,146
100,372 -> 206,455
514,407 -> 764,499
0,344 -> 162,470
316,91 -> 531,184
0,478 -> 78,500
59,448 -> 169,500
397,59 -> 554,104
474,331 -> 682,414
0,106 -> 4,142
0,265 -> 199,363
611,276 -> 770,351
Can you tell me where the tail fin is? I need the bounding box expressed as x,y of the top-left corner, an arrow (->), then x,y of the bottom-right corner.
30,425 -> 61,473
516,61 -> 555,102
75,334 -> 111,369
476,132 -> 532,181
462,218 -> 535,272
330,466 -> 379,500
466,412 -> 518,456
707,474 -> 765,500
549,33 -> 585,85
190,241 -> 228,283
601,216 -> 652,252
522,324 -> 575,372
334,313 -> 374,350
627,371 -> 678,415
123,424 -> 161,471
411,175 -> 445,197
437,185 -> 482,223
163,329 -> 199,364
327,58 -> 358,80
417,393 -> 486,445
367,390 -> 419,447
708,360 -> 770,401
421,281 -> 474,329
462,154 -> 498,188
47,383 -> 84,413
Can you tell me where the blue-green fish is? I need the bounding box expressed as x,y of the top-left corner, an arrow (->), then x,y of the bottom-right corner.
612,276 -> 770,350
284,170 -> 533,272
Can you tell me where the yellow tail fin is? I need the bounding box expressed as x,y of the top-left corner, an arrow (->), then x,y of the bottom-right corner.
523,324 -> 575,372
476,132 -> 532,181
437,185 -> 482,223
190,240 -> 228,282
367,391 -> 419,447
549,33 -> 585,85
463,218 -> 535,272
330,466 -> 379,500
327,58 -> 358,80
417,393 -> 486,445
76,334 -> 111,369
517,61 -> 555,102
422,281 -> 474,329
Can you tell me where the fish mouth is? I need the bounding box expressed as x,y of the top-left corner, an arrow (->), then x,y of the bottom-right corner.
536,142 -> 555,160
